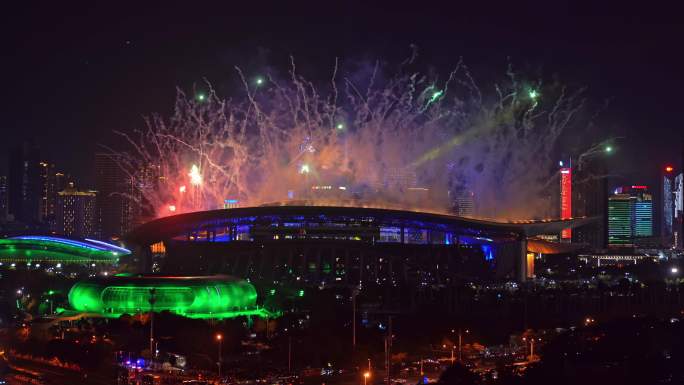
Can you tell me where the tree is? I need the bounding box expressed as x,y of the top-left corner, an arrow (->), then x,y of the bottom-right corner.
437,363 -> 479,385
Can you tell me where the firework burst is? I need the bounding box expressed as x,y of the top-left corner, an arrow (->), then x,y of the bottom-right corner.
107,54 -> 600,220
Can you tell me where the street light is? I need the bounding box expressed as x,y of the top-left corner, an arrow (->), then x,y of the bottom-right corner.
457,329 -> 469,362
529,338 -> 535,360
216,333 -> 223,379
149,288 -> 157,361
363,371 -> 370,385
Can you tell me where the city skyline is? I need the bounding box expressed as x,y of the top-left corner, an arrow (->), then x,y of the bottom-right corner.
1,4 -> 684,385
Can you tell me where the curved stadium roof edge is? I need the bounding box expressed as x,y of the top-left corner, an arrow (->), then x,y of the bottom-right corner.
125,205 -> 599,246
0,235 -> 130,263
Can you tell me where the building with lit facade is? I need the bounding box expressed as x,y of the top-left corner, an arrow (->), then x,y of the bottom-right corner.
608,193 -> 634,246
675,173 -> 684,248
125,205 -> 595,286
381,167 -> 418,191
634,188 -> 653,237
661,167 -> 675,246
560,167 -> 572,240
449,189 -> 475,217
608,186 -> 653,247
39,161 -> 58,223
55,183 -> 98,238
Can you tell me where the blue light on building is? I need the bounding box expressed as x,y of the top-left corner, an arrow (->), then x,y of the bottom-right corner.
481,244 -> 494,261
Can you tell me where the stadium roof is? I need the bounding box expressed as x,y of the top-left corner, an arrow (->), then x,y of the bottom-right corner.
68,274 -> 273,319
0,235 -> 129,264
125,205 -> 598,246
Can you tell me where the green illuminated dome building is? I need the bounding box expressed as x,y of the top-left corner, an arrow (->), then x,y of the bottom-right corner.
68,274 -> 271,319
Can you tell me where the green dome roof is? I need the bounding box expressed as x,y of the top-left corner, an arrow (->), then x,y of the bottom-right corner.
68,275 -> 271,319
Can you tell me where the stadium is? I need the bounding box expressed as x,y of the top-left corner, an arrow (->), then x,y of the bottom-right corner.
125,205 -> 593,286
0,235 -> 129,265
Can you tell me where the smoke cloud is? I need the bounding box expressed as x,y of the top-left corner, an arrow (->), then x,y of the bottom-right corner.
109,55 -> 594,221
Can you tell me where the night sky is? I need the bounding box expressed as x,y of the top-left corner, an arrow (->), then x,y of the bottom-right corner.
1,2 -> 683,191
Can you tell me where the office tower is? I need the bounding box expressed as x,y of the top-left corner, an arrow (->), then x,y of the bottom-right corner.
55,183 -> 97,238
633,186 -> 653,237
675,173 -> 684,248
560,167 -> 572,239
572,160 -> 608,249
55,171 -> 70,192
608,186 -> 654,247
39,161 -> 58,223
661,166 -> 675,246
608,193 -> 635,246
449,189 -> 475,217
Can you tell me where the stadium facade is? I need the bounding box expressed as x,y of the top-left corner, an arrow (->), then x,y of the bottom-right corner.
125,206 -> 594,285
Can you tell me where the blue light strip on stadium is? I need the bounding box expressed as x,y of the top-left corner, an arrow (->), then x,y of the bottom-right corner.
9,236 -> 130,254
11,236 -> 107,251
84,238 -> 131,254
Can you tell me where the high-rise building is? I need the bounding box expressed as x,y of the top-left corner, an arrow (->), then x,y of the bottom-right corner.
572,159 -> 608,249
560,167 -> 572,240
55,171 -> 70,193
95,153 -> 132,240
8,141 -> 41,223
608,186 -> 653,247
661,166 -> 675,246
382,166 -> 418,191
135,164 -> 162,222
0,175 -> 8,221
633,187 -> 653,237
674,173 -> 684,248
608,193 -> 635,246
55,183 -> 98,238
449,189 -> 475,217
39,161 -> 58,223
